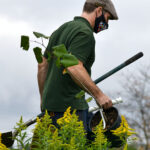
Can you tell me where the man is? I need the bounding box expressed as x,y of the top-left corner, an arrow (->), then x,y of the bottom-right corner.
38,0 -> 118,132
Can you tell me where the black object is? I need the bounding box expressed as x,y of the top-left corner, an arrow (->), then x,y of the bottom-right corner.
89,107 -> 123,148
1,132 -> 13,148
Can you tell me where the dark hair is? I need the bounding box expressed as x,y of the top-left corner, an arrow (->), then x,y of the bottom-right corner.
83,2 -> 97,13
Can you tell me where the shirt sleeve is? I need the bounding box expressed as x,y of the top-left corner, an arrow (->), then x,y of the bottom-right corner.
68,32 -> 95,64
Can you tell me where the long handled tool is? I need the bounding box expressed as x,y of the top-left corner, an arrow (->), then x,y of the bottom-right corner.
1,52 -> 143,147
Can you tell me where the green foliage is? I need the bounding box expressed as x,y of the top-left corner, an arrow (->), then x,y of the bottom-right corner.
20,36 -> 29,51
127,144 -> 137,150
75,90 -> 85,99
56,57 -> 61,68
20,31 -> 50,64
60,54 -> 78,67
86,97 -> 93,103
33,31 -> 49,39
91,120 -> 110,150
57,107 -> 87,150
53,44 -> 68,58
12,116 -> 32,150
31,108 -> 87,150
52,44 -> 78,68
33,47 -> 43,64
31,111 -> 57,150
111,116 -> 137,150
1,108 -> 137,150
20,33 -> 78,67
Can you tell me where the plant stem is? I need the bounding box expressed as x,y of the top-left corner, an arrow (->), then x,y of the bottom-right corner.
30,40 -> 46,48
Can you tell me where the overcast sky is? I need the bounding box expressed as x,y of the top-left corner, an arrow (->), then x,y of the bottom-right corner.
0,0 -> 149,133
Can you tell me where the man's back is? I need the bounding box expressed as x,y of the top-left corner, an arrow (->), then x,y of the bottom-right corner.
42,17 -> 95,112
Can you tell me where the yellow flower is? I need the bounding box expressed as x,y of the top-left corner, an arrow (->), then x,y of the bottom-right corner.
34,117 -> 41,129
93,120 -> 107,147
111,115 -> 136,137
57,118 -> 63,125
123,143 -> 128,150
111,115 -> 137,149
0,132 -> 9,150
57,107 -> 72,125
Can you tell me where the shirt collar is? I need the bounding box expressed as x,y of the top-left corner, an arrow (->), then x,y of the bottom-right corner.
74,16 -> 93,32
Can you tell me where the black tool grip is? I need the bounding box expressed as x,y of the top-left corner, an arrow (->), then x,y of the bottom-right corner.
125,52 -> 143,66
94,52 -> 144,84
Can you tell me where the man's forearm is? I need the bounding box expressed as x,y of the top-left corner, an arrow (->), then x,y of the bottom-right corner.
37,57 -> 48,100
67,61 -> 103,100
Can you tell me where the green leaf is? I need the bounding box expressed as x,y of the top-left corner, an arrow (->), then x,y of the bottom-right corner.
86,97 -> 93,103
75,90 -> 85,99
20,35 -> 29,50
52,44 -> 68,58
33,47 -> 43,63
56,57 -> 61,68
19,116 -> 23,124
33,31 -> 49,39
60,54 -> 78,68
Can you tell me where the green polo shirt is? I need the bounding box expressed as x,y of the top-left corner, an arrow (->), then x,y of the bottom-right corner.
42,17 -> 95,112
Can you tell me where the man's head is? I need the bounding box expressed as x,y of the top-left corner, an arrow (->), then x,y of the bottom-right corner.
83,0 -> 118,20
82,0 -> 118,33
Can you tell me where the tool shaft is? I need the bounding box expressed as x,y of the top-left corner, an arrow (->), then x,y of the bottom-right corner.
94,52 -> 143,84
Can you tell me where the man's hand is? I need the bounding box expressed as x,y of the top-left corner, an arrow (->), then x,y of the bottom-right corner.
96,93 -> 113,109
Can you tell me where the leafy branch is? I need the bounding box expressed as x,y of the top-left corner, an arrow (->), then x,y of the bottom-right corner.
20,31 -> 78,68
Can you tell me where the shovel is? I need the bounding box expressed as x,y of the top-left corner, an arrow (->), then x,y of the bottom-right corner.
1,52 -> 143,147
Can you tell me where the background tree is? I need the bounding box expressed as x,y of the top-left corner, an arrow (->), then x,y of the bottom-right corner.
115,64 -> 150,150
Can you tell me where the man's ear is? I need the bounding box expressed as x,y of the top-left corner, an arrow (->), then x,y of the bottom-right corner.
96,6 -> 103,16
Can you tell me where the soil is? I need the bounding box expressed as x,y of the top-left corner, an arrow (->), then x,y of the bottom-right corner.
90,107 -> 118,130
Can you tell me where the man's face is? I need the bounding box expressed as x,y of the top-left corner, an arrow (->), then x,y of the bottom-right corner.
103,11 -> 112,24
96,7 -> 111,24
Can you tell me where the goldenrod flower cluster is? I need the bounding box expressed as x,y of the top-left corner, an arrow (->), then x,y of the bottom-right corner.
0,109 -> 137,149
111,115 -> 137,150
0,132 -> 9,150
111,116 -> 136,138
92,120 -> 109,149
57,107 -> 72,125
31,110 -> 57,149
31,107 -> 87,149
57,107 -> 87,149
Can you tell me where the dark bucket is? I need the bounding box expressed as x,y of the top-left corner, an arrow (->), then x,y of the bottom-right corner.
88,107 -> 123,148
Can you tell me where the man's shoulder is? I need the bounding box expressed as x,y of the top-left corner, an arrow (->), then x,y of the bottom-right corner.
68,21 -> 94,41
71,19 -> 92,32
